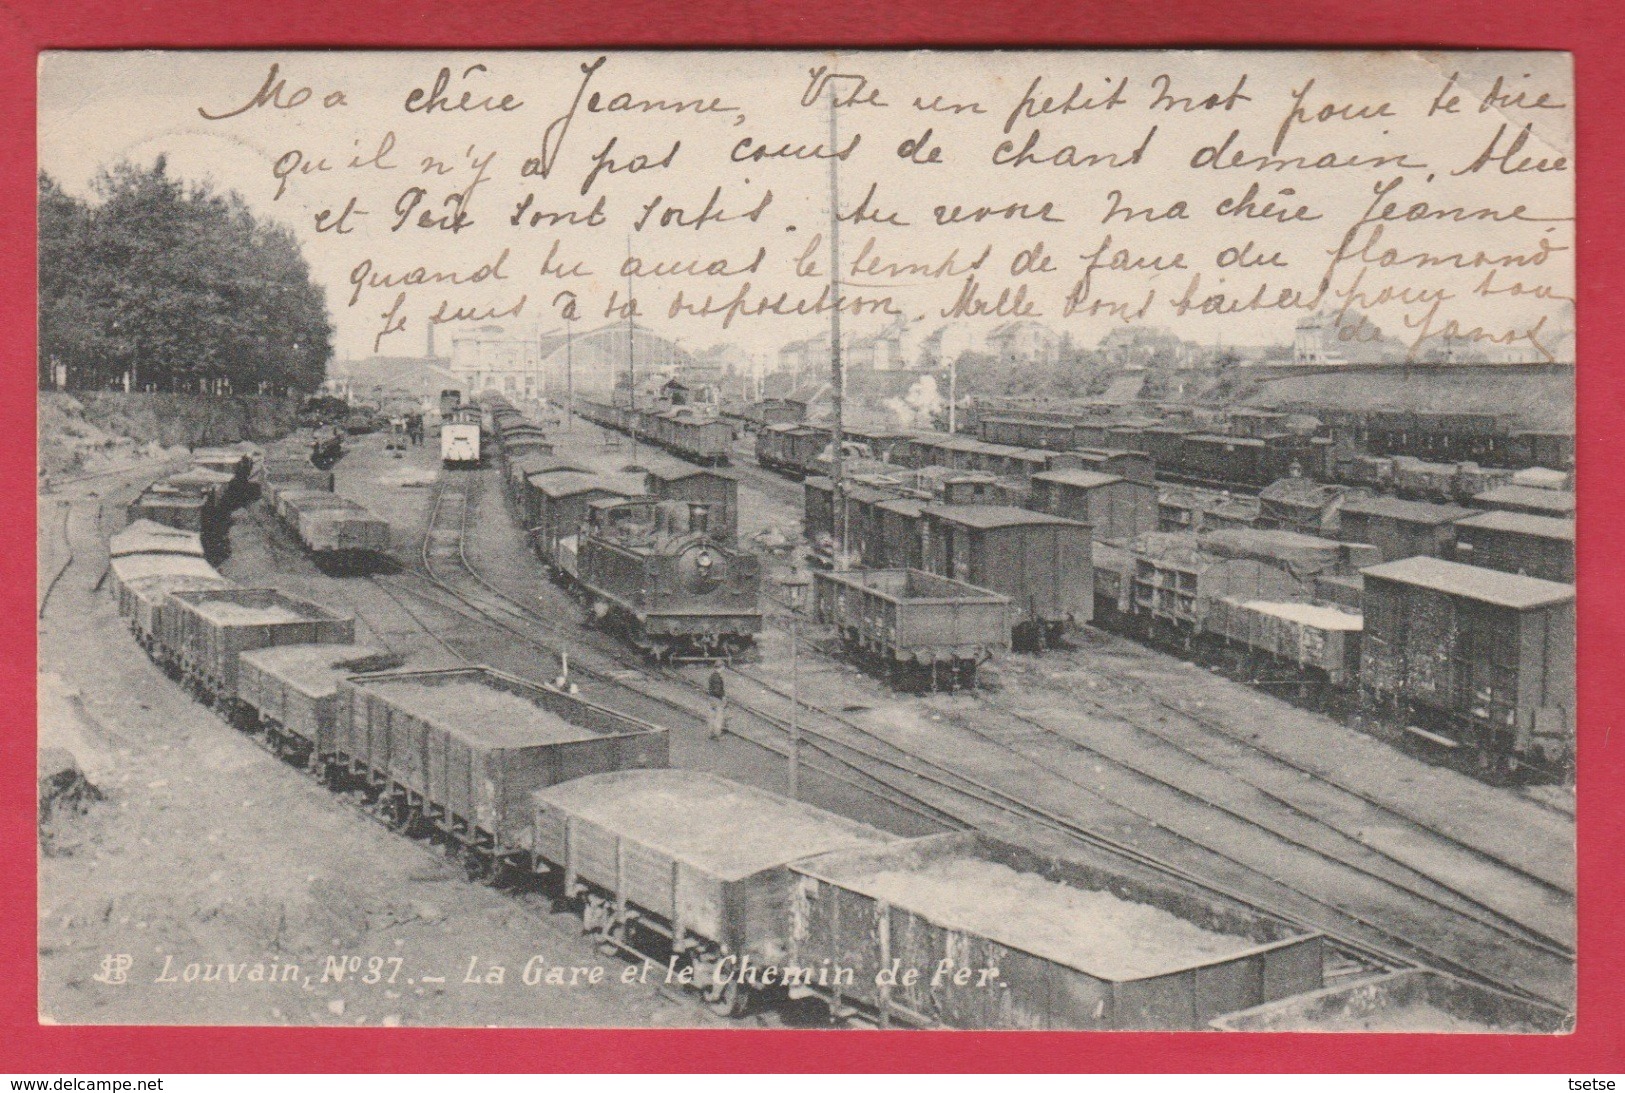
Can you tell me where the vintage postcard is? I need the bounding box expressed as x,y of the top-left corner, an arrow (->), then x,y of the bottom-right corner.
36,50 -> 1574,1032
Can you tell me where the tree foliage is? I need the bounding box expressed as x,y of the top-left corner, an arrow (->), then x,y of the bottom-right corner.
949,336 -> 1107,401
39,157 -> 332,394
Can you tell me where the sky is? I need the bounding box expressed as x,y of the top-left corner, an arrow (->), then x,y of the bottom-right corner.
38,50 -> 1576,367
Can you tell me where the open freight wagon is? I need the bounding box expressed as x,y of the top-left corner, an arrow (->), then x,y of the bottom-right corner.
1209,969 -> 1570,1033
163,587 -> 356,704
813,568 -> 1010,691
335,667 -> 670,876
788,832 -> 1324,1030
236,643 -> 398,766
110,556 -> 232,654
532,768 -> 894,1016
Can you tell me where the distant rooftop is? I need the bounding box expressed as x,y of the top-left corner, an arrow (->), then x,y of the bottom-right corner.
1032,469 -> 1125,490
1342,496 -> 1476,525
923,505 -> 1086,530
1362,556 -> 1573,609
1456,510 -> 1575,541
1473,485 -> 1577,515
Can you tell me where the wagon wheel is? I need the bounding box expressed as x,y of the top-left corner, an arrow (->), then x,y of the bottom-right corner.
703,977 -> 747,1019
461,845 -> 496,884
389,801 -> 420,837
596,920 -> 627,957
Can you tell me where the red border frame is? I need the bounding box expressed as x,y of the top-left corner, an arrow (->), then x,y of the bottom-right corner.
5,1 -> 1621,1073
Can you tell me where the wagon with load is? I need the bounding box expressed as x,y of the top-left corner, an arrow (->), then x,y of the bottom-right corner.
280,490 -> 391,561
814,568 -> 1010,691
532,768 -> 893,1015
235,643 -> 399,767
334,667 -> 670,878
1209,969 -> 1569,1033
109,519 -> 205,561
788,831 -> 1324,1030
109,554 -> 233,653
127,482 -> 217,536
261,455 -> 335,511
163,587 -> 356,706
1204,597 -> 1364,687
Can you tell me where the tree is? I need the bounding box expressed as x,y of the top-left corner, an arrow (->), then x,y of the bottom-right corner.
38,158 -> 332,394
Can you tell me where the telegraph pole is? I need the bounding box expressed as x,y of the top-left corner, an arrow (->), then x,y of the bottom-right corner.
827,77 -> 847,570
565,314 -> 574,433
626,234 -> 639,469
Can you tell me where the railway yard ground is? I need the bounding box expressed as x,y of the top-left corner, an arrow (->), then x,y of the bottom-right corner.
36,406 -> 1578,1027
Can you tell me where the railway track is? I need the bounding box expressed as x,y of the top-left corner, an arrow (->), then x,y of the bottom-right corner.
38,500 -> 78,619
721,660 -> 1571,1008
959,694 -> 1574,964
375,472 -> 953,831
396,464 -> 1576,1011
153,470 -> 730,1026
42,463 -> 167,618
1044,666 -> 1575,895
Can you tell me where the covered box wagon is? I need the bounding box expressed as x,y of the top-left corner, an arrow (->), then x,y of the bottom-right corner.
524,472 -> 640,565
532,768 -> 893,1015
788,832 -> 1324,1030
1335,496 -> 1474,562
646,467 -> 739,545
814,568 -> 1010,690
336,667 -> 669,868
921,505 -> 1092,647
1359,556 -> 1574,772
1453,510 -> 1574,584
1210,969 -> 1569,1032
166,587 -> 355,702
1030,468 -> 1158,543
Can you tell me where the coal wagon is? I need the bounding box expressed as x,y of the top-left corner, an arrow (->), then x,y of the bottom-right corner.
1204,598 -> 1364,687
236,643 -> 399,766
788,832 -> 1324,1030
109,519 -> 205,561
814,568 -> 1010,690
163,587 -> 356,707
280,490 -> 391,561
336,667 -> 670,877
109,554 -> 233,654
532,768 -> 893,1015
1210,969 -> 1569,1033
261,455 -> 335,512
127,482 -> 216,537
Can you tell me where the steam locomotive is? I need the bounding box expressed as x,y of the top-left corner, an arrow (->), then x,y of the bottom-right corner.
562,497 -> 762,661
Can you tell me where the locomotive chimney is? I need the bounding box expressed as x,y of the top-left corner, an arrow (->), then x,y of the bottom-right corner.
691,503 -> 711,536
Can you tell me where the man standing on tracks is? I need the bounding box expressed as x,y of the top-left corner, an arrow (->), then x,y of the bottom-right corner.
707,667 -> 728,740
